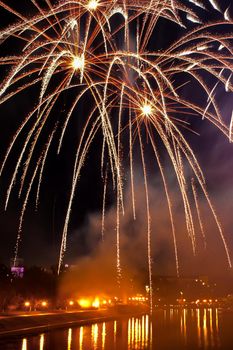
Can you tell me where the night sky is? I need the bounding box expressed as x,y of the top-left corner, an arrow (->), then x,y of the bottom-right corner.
0,0 -> 233,282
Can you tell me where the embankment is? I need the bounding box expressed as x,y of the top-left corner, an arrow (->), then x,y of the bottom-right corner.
0,306 -> 146,338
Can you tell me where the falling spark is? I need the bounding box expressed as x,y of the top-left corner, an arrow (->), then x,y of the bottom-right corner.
186,14 -> 201,24
224,7 -> 231,21
196,45 -> 208,51
188,0 -> 205,10
225,73 -> 232,92
208,0 -> 221,13
101,170 -> 108,242
229,111 -> 233,142
192,179 -> 207,249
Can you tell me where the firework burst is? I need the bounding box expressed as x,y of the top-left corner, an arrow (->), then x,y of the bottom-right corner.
0,0 -> 233,311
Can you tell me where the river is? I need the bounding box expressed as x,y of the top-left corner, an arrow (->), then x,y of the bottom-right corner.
1,308 -> 233,349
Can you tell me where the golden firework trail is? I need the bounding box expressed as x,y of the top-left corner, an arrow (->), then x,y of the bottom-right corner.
0,0 -> 233,311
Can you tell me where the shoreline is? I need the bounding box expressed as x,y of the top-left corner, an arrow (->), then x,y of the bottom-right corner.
1,306 -> 232,339
0,307 -> 147,339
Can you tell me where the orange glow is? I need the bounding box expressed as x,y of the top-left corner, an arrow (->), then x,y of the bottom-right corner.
78,298 -> 92,308
92,298 -> 100,308
41,301 -> 47,307
77,296 -> 104,308
69,300 -> 74,306
24,301 -> 30,307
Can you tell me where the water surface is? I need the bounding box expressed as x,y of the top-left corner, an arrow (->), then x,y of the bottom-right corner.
1,308 -> 233,349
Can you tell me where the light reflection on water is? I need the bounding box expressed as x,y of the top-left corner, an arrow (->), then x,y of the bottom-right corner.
10,308 -> 233,350
127,315 -> 150,349
39,334 -> 44,350
67,328 -> 72,350
79,327 -> 83,350
22,338 -> 27,350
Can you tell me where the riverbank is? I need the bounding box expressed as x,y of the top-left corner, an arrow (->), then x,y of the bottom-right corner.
0,306 -> 147,338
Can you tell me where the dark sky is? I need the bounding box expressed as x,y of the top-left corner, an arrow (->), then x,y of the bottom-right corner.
0,0 -> 233,282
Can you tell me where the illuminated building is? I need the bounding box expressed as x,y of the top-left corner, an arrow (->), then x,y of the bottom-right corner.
10,258 -> 24,278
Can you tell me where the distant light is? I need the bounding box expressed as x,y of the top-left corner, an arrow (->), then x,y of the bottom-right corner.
72,55 -> 84,70
24,301 -> 30,307
92,298 -> 100,308
41,301 -> 47,307
141,103 -> 153,117
69,300 -> 74,306
11,266 -> 24,278
78,298 -> 92,308
87,0 -> 99,10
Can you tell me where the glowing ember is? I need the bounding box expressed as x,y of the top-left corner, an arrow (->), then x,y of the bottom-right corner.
141,103 -> 153,117
87,0 -> 99,10
72,55 -> 84,70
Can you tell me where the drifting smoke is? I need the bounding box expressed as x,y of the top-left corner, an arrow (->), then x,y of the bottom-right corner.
59,163 -> 233,299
